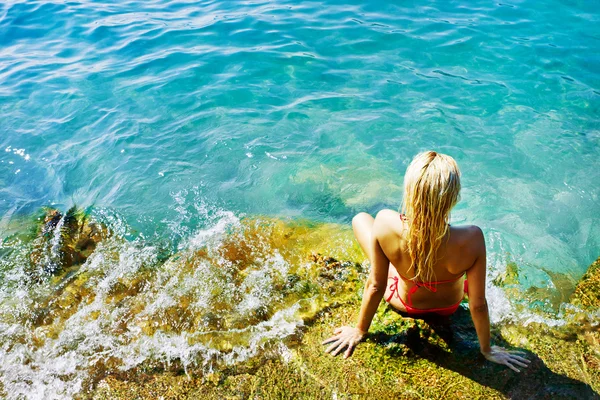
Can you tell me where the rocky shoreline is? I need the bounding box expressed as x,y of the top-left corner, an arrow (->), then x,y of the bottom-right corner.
92,259 -> 600,399
0,209 -> 598,399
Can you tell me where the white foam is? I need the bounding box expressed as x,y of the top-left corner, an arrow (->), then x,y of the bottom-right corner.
0,206 -> 591,399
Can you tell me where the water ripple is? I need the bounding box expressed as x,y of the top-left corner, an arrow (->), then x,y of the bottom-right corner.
0,0 -> 599,295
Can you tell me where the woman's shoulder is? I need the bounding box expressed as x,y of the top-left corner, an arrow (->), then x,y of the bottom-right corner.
374,208 -> 400,220
450,224 -> 485,249
374,209 -> 404,227
451,223 -> 483,235
373,209 -> 405,236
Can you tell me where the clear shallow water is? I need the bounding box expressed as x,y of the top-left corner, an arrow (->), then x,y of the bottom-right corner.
0,0 -> 599,397
1,0 -> 599,272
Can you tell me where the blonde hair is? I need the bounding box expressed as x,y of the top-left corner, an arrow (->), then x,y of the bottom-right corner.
401,151 -> 461,285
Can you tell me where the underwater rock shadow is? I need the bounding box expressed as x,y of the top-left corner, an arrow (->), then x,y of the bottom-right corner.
369,307 -> 599,400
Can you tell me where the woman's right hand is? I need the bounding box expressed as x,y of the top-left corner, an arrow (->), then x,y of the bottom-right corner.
482,345 -> 531,372
322,326 -> 366,358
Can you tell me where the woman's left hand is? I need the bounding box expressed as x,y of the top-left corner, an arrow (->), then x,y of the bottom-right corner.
322,326 -> 366,358
482,345 -> 531,372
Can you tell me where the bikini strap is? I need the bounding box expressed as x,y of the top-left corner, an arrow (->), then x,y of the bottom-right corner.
398,273 -> 463,288
397,273 -> 464,306
414,280 -> 437,292
387,275 -> 417,308
386,276 -> 399,303
406,284 -> 419,307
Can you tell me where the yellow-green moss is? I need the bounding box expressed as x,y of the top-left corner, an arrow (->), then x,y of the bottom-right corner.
88,253 -> 600,400
492,262 -> 520,287
5,209 -> 600,399
570,257 -> 600,311
89,298 -> 600,399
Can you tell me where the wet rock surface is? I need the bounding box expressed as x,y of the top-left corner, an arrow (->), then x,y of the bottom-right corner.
492,261 -> 579,315
92,256 -> 600,400
91,303 -> 600,399
1,208 -> 598,399
28,207 -> 108,277
570,257 -> 600,312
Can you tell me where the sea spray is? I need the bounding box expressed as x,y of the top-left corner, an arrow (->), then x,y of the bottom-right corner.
0,207 -> 365,399
1,206 -> 596,399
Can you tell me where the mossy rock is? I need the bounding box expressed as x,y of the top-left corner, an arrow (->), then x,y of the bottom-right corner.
29,206 -> 108,277
90,299 -> 600,399
61,225 -> 600,398
88,258 -> 600,400
570,257 -> 600,311
5,209 -> 599,399
493,262 -> 520,287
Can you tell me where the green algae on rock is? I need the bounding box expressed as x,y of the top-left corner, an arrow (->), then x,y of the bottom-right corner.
92,300 -> 600,399
2,208 -> 599,399
91,254 -> 600,399
0,209 -> 371,398
492,261 -> 520,287
28,206 -> 108,277
570,257 -> 600,312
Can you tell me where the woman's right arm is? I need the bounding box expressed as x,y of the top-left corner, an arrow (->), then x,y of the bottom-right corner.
466,226 -> 530,372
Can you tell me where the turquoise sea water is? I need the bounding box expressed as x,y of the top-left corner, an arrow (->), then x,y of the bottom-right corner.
0,0 -> 599,397
1,0 -> 599,274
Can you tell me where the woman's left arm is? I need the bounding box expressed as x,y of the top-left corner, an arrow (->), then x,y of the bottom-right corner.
323,214 -> 391,358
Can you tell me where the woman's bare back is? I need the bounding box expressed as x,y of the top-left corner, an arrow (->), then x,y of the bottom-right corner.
374,209 -> 484,310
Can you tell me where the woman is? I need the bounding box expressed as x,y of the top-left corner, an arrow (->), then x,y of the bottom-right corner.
322,151 -> 529,372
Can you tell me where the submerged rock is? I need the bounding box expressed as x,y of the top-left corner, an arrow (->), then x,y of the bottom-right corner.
29,207 -> 108,277
492,261 -> 579,315
492,261 -> 520,287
